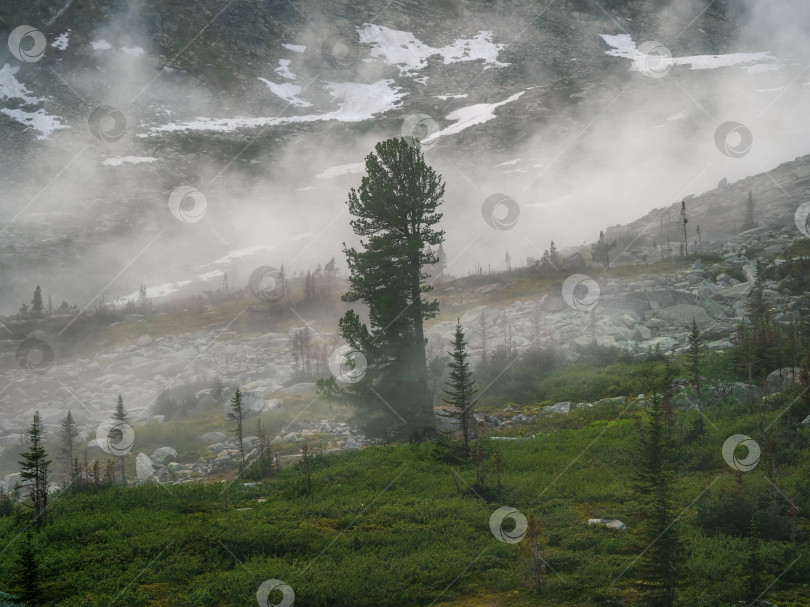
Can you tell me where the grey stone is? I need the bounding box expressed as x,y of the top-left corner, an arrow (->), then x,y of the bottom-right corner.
545,402 -> 571,414
136,453 -> 157,482
765,368 -> 801,395
588,518 -> 626,530
594,396 -> 626,407
201,431 -> 226,444
343,438 -> 362,450
655,305 -> 713,329
150,446 -> 178,465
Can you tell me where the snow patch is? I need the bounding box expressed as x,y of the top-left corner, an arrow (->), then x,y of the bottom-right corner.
51,31 -> 70,51
0,64 -> 43,104
747,63 -> 781,73
435,94 -> 468,100
423,90 -> 524,143
258,78 -> 312,107
198,269 -> 225,282
115,281 -> 191,305
91,40 -> 112,50
120,46 -> 145,57
357,24 -> 508,76
282,43 -> 306,53
274,59 -> 296,80
211,245 -> 275,266
316,163 -> 365,179
150,79 -> 405,133
601,34 -> 636,58
525,194 -> 575,209
600,34 -> 773,72
665,110 -> 688,121
102,156 -> 157,167
494,158 -> 521,167
1,108 -> 69,139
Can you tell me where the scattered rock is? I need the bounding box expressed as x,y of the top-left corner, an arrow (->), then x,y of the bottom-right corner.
764,368 -> 801,395
594,396 -> 626,407
343,438 -> 362,450
588,518 -> 626,530
151,446 -> 178,465
201,431 -> 227,444
545,402 -> 571,414
136,453 -> 158,482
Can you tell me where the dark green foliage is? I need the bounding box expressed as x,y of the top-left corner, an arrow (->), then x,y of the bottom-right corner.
12,532 -> 40,606
443,320 -> 476,447
592,230 -> 617,268
685,319 -> 704,437
632,392 -> 680,606
227,388 -> 246,470
113,395 -> 128,485
113,394 -> 127,423
339,138 -> 445,441
18,412 -> 50,524
30,286 -> 43,316
430,436 -> 468,465
59,410 -> 78,483
0,391 -> 806,605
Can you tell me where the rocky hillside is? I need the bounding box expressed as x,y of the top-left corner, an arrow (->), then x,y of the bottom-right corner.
2,0 -> 803,310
